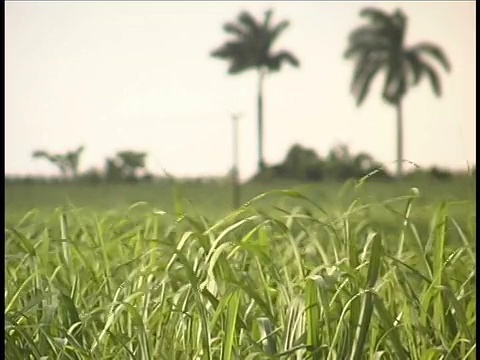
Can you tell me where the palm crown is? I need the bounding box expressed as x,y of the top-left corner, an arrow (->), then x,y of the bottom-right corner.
211,10 -> 299,74
345,7 -> 451,106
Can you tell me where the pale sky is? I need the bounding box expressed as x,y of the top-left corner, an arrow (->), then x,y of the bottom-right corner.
5,1 -> 476,180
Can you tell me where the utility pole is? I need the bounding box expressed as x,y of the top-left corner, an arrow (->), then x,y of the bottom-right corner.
231,113 -> 242,208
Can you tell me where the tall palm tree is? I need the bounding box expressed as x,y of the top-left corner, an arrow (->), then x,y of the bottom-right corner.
344,7 -> 451,177
211,9 -> 300,172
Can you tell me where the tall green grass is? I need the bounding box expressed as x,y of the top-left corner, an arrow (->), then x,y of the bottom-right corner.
5,183 -> 476,359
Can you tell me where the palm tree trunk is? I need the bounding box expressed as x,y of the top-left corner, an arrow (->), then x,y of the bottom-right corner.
257,68 -> 265,172
396,101 -> 403,178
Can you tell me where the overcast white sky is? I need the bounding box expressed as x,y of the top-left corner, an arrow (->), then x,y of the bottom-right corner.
5,1 -> 475,179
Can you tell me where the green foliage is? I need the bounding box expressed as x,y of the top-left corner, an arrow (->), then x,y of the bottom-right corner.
4,182 -> 476,358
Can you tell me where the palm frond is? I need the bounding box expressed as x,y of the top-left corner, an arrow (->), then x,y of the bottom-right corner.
382,62 -> 407,104
403,51 -> 424,84
351,51 -> 388,89
266,51 -> 300,72
32,150 -> 49,159
263,9 -> 274,30
229,59 -> 253,74
347,33 -> 391,58
223,22 -> 246,38
211,41 -> 257,73
352,61 -> 385,106
351,52 -> 371,86
360,7 -> 395,28
210,41 -> 236,59
349,26 -> 390,45
237,11 -> 260,37
268,20 -> 290,46
419,62 -> 442,96
409,42 -> 451,72
352,8 -> 407,51
404,49 -> 445,96
344,42 -> 389,59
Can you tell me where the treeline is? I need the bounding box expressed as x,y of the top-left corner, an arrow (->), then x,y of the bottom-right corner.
5,144 -> 474,185
253,143 -> 473,182
255,144 -> 386,182
18,147 -> 152,183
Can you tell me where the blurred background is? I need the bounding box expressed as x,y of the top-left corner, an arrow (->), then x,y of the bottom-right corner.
5,1 -> 475,183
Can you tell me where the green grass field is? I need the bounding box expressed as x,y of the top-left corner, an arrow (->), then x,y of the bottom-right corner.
5,176 -> 476,359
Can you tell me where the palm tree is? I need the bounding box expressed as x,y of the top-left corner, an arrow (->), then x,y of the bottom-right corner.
344,7 -> 451,177
211,9 -> 300,172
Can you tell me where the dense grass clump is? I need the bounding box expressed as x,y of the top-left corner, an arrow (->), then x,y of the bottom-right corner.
5,183 -> 476,359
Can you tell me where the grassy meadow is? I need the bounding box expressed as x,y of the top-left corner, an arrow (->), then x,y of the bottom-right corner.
5,175 -> 476,359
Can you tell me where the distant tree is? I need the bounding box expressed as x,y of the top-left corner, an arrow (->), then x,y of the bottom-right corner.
429,166 -> 452,180
352,152 -> 376,171
81,167 -> 103,184
65,146 -> 85,179
105,158 -> 123,182
344,7 -> 451,177
325,144 -> 356,180
324,144 -> 387,180
32,145 -> 84,180
116,151 -> 147,180
281,144 -> 324,180
326,144 -> 351,165
32,151 -> 67,178
211,9 -> 300,172
250,143 -> 388,183
105,151 -> 147,182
